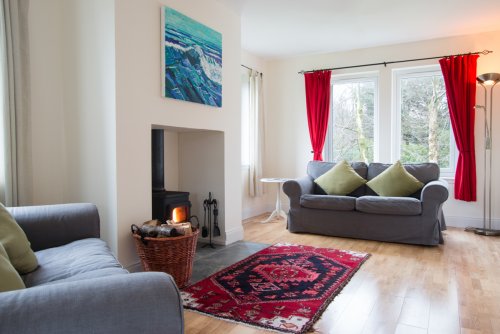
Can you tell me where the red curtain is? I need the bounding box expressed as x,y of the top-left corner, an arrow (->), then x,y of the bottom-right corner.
439,55 -> 479,201
304,70 -> 332,161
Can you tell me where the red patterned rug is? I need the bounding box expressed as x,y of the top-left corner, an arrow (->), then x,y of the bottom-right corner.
182,243 -> 370,333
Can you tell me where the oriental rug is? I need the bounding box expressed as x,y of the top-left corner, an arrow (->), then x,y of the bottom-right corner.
181,243 -> 370,333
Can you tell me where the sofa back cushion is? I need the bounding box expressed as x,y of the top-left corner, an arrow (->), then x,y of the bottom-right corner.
307,161 -> 368,197
366,162 -> 440,197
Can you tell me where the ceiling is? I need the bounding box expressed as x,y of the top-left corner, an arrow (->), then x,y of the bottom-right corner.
215,0 -> 500,59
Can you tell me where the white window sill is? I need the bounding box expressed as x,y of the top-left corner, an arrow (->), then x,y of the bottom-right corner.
440,176 -> 455,184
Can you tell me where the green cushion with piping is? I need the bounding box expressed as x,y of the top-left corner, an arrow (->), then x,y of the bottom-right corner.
367,160 -> 424,197
0,203 -> 38,274
314,160 -> 367,195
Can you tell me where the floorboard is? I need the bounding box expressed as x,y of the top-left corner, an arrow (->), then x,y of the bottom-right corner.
184,214 -> 500,334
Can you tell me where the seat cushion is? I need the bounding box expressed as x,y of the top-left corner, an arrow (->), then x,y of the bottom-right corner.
356,196 -> 422,215
22,238 -> 127,288
300,194 -> 356,211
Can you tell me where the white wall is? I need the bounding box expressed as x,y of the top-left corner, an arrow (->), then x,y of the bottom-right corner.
179,131 -> 226,241
29,0 -> 117,251
265,30 -> 500,229
30,0 -> 65,205
29,0 -> 241,267
115,0 -> 242,267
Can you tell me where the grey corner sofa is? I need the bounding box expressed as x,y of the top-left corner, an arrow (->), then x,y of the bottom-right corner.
283,161 -> 449,246
0,203 -> 184,334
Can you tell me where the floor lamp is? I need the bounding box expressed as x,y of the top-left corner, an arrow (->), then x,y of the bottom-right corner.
474,73 -> 500,236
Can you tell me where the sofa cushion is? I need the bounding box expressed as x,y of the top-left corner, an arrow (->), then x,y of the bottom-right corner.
22,238 -> 126,288
366,161 -> 424,197
366,162 -> 439,197
307,161 -> 368,197
300,194 -> 356,211
0,203 -> 38,274
356,196 -> 422,215
0,242 -> 25,292
314,160 -> 367,195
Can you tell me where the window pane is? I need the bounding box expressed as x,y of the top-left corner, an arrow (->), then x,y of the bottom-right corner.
331,79 -> 375,163
399,74 -> 450,168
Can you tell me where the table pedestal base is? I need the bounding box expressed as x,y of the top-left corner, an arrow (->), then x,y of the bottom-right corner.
261,180 -> 287,224
261,209 -> 287,224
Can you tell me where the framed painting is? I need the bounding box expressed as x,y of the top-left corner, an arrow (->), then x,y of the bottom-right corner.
161,7 -> 222,107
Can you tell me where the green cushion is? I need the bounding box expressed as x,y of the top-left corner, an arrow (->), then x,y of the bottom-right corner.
0,242 -> 25,292
314,160 -> 367,195
367,161 -> 424,197
0,203 -> 38,274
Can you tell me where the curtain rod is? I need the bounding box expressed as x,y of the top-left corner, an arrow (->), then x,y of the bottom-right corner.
241,64 -> 263,76
298,50 -> 493,74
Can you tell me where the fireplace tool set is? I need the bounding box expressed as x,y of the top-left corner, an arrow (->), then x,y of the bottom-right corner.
202,192 -> 220,248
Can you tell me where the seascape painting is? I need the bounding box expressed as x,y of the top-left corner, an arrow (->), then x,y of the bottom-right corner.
162,7 -> 222,107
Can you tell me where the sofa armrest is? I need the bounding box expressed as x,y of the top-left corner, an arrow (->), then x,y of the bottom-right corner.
0,272 -> 184,334
6,203 -> 100,251
283,176 -> 314,208
420,179 -> 449,204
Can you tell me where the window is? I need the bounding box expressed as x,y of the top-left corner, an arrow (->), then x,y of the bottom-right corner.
393,66 -> 455,175
325,73 -> 378,163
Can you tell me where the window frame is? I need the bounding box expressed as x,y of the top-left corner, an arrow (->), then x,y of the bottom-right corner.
392,65 -> 457,177
325,71 -> 379,163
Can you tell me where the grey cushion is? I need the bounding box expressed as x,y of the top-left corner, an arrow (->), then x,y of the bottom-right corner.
300,194 -> 356,211
307,161 -> 368,197
356,196 -> 422,215
22,238 -> 125,288
8,203 -> 100,252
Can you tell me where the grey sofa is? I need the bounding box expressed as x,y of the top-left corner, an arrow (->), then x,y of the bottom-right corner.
283,161 -> 449,245
0,203 -> 184,334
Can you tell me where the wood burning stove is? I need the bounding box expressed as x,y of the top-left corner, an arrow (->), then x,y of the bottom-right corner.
152,191 -> 191,222
152,129 -> 191,222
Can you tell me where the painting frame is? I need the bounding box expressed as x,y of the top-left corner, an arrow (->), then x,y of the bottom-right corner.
161,7 -> 222,108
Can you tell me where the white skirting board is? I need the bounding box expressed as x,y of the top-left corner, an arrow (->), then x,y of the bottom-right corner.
444,215 -> 500,230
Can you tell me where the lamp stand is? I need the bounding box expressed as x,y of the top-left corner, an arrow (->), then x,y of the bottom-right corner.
466,73 -> 500,236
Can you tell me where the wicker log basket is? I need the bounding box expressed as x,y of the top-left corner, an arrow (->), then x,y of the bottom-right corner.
132,228 -> 199,288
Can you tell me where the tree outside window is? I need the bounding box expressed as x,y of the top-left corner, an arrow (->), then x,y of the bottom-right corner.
395,67 -> 455,173
326,75 -> 377,163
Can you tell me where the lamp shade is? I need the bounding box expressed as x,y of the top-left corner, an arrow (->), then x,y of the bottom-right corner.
477,73 -> 500,85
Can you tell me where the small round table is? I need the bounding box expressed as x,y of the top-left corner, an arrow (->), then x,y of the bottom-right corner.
260,178 -> 289,223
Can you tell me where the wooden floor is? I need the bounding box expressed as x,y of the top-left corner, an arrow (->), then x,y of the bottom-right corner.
184,214 -> 500,334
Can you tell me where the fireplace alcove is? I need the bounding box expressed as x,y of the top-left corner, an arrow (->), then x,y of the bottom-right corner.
151,126 -> 225,237
152,129 -> 191,222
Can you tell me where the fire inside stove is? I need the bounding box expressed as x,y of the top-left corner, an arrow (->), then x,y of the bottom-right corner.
172,206 -> 188,223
